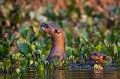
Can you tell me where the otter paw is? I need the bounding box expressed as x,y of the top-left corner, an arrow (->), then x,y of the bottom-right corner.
94,64 -> 103,70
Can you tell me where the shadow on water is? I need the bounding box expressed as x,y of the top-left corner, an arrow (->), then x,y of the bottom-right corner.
0,69 -> 120,79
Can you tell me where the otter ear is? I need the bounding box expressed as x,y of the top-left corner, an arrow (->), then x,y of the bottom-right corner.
103,56 -> 106,60
54,29 -> 61,34
104,56 -> 109,60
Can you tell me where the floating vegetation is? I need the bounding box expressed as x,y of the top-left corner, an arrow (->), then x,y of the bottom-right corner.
0,0 -> 120,74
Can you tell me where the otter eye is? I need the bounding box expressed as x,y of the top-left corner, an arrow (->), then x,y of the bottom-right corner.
45,24 -> 49,28
54,29 -> 61,34
55,29 -> 58,33
94,53 -> 98,56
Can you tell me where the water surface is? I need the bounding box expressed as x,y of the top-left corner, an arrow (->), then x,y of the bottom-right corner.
0,68 -> 120,79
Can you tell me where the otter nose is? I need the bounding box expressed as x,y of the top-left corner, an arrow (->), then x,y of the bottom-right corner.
41,23 -> 49,28
41,23 -> 46,26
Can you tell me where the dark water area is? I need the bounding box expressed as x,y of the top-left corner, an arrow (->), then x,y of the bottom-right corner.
0,68 -> 120,79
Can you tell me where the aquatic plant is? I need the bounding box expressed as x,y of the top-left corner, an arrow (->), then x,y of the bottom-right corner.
0,0 -> 120,73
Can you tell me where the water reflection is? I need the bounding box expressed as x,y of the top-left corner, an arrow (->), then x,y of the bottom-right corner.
90,69 -> 119,79
0,69 -> 119,79
45,70 -> 65,79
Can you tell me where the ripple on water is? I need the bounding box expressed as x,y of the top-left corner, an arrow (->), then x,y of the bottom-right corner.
0,67 -> 120,79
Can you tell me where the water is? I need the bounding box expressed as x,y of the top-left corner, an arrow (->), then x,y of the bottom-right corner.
0,68 -> 120,79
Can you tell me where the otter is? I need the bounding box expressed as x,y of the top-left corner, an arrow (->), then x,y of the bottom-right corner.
87,52 -> 112,70
41,23 -> 66,65
89,52 -> 111,65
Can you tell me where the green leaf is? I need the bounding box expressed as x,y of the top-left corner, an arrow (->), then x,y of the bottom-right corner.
87,17 -> 93,26
18,43 -> 28,53
30,60 -> 33,65
66,33 -> 72,40
66,46 -> 76,55
16,68 -> 21,73
3,42 -> 9,48
9,35 -> 15,45
18,26 -> 26,36
33,26 -> 39,37
49,63 -> 54,69
113,44 -> 118,55
17,42 -> 28,58
95,44 -> 102,52
57,21 -> 63,28
35,61 -> 39,67
89,44 -> 95,51
37,64 -> 44,71
105,57 -> 112,67
2,64 -> 5,71
41,55 -> 47,62
84,5 -> 93,16
3,59 -> 11,69
118,42 -> 120,47
0,47 -> 9,58
104,40 -> 109,47
26,28 -> 34,41
0,62 -> 3,69
64,60 -> 68,67
68,55 -> 75,62
21,59 -> 27,69
101,46 -> 106,53
60,60 -> 68,68
31,44 -> 36,50
53,57 -> 59,66
37,70 -> 44,77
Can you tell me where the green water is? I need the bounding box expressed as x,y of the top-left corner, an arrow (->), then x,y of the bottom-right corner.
0,69 -> 120,79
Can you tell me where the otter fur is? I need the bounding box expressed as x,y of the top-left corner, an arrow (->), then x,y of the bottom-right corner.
41,23 -> 66,65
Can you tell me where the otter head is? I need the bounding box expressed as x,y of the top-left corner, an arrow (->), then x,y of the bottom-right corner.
90,52 -> 109,64
41,23 -> 63,37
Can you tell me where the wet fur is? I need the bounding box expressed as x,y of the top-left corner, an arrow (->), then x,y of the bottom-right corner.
89,52 -> 109,65
41,23 -> 66,65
